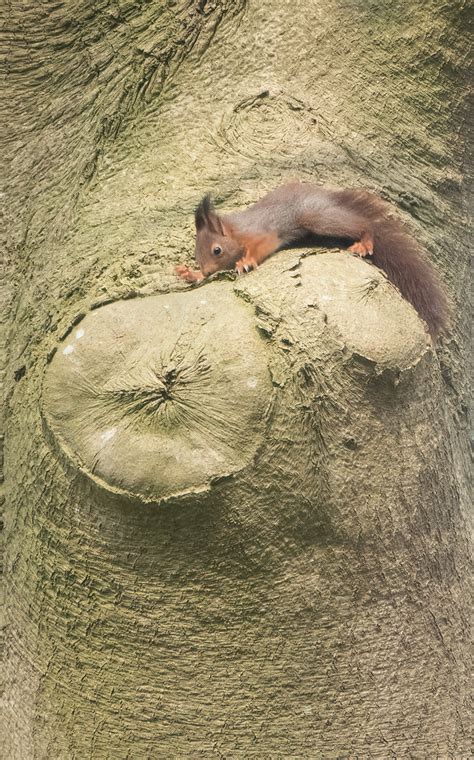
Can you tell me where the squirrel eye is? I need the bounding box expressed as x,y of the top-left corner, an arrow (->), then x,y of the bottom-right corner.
212,245 -> 222,256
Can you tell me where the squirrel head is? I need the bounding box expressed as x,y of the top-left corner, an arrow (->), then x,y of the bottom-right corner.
194,195 -> 244,277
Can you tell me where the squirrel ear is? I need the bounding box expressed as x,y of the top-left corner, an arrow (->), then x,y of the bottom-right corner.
209,212 -> 225,236
195,194 -> 225,235
195,194 -> 213,231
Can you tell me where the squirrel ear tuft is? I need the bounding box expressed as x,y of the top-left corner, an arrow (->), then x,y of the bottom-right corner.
195,194 -> 225,235
195,194 -> 213,231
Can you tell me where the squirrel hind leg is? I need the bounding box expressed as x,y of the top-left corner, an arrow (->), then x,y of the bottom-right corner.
348,232 -> 374,258
299,208 -> 374,255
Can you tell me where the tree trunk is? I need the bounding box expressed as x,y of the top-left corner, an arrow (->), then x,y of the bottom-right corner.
3,0 -> 471,757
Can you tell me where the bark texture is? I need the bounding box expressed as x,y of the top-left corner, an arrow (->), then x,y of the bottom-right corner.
3,0 -> 472,757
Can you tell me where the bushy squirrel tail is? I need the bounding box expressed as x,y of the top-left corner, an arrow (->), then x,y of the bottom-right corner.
336,190 -> 450,340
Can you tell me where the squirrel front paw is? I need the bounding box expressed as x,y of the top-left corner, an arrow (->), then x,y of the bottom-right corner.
235,254 -> 259,275
175,265 -> 204,284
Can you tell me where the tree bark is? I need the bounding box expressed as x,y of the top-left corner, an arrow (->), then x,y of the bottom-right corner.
3,0 -> 472,757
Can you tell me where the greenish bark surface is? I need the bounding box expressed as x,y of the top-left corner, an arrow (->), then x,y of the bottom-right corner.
3,0 -> 472,757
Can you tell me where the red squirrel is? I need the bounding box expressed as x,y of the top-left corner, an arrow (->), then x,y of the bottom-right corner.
175,182 -> 449,339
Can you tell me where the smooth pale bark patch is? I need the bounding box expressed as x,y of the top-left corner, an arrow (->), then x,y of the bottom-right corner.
238,251 -> 429,367
42,283 -> 271,502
